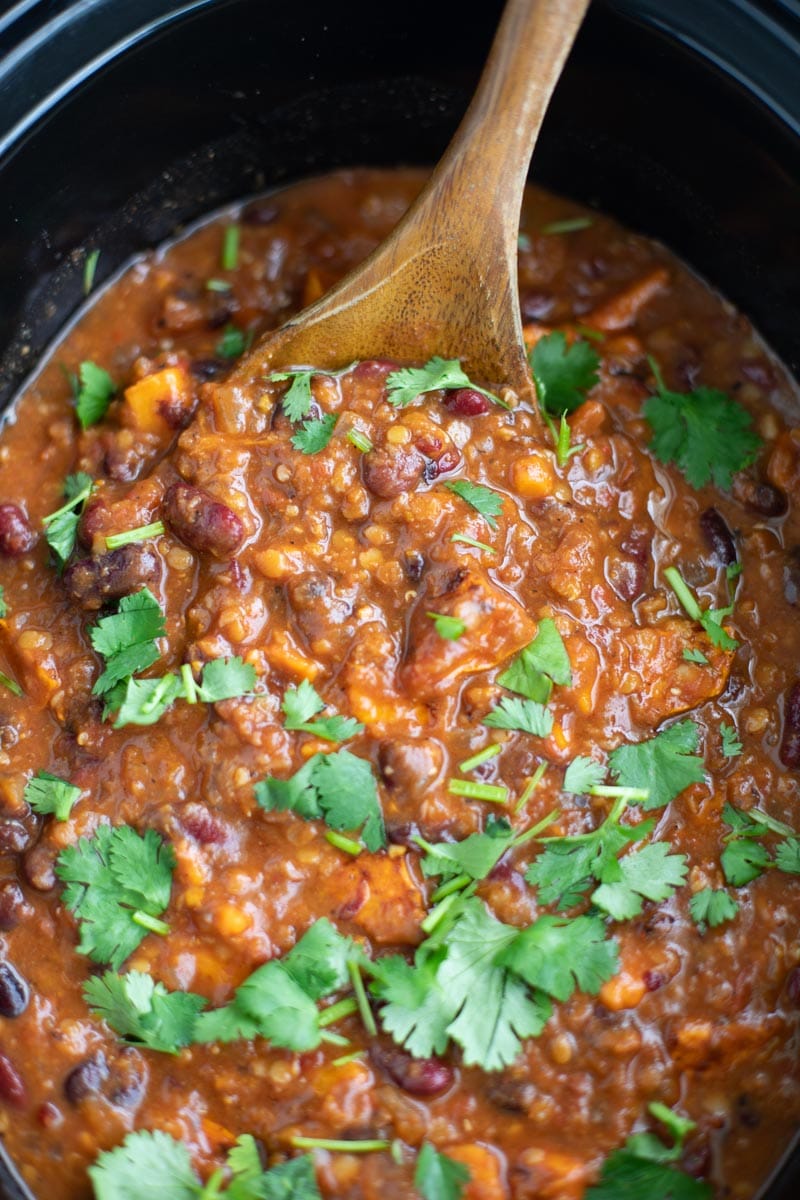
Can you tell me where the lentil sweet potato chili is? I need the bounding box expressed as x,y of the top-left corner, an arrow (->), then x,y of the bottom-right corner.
0,168 -> 798,1200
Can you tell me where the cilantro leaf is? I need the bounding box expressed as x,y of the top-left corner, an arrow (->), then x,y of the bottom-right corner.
75,361 -> 116,429
270,371 -> 314,422
427,611 -> 466,640
88,1129 -> 199,1200
497,618 -> 572,702
282,917 -> 356,999
529,331 -> 600,415
291,413 -> 337,454
414,1143 -> 470,1200
224,960 -> 322,1050
483,696 -> 553,737
84,970 -> 205,1054
587,1150 -> 711,1200
643,361 -> 761,490
664,565 -> 739,652
252,1155 -> 321,1200
563,755 -> 606,794
775,839 -> 800,875
720,723 -> 742,758
56,825 -> 174,969
689,888 -> 738,929
591,842 -> 688,921
415,816 -> 514,882
443,480 -> 504,529
42,472 -> 94,567
196,656 -> 256,703
0,586 -> 6,619
256,749 -> 385,851
371,951 -> 455,1059
216,324 -> 249,360
23,770 -> 81,822
609,720 -> 704,811
111,674 -> 184,727
89,589 -> 166,696
683,647 -> 709,665
499,914 -> 619,1001
721,838 -> 772,886
281,680 -> 363,743
385,357 -> 501,409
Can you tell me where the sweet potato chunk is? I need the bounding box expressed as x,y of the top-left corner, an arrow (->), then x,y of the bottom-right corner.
326,851 -> 426,945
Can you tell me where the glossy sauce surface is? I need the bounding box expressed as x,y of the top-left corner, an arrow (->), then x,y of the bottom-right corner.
0,170 -> 798,1199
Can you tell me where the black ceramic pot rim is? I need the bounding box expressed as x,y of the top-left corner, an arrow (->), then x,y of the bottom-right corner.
1,0 -> 799,163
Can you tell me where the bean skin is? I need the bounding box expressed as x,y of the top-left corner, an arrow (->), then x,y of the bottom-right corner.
0,880 -> 32,930
779,681 -> 800,769
700,507 -> 738,567
0,1051 -> 26,1107
64,545 -> 161,611
63,1053 -> 108,1106
0,962 -> 29,1018
0,504 -> 35,557
362,447 -> 424,499
370,1044 -> 453,1097
164,482 -> 244,558
0,821 -> 32,855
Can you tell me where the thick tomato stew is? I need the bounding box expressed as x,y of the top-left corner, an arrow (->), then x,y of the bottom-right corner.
0,169 -> 798,1200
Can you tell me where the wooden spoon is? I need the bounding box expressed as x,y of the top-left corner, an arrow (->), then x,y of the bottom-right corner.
230,0 -> 590,401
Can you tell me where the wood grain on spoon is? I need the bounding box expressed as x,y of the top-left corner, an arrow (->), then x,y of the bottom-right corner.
228,0 -> 590,401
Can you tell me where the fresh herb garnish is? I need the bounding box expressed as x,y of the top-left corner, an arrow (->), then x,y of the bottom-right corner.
281,679 -> 364,743
83,249 -> 100,296
483,696 -> 553,737
529,331 -> 600,415
56,825 -> 174,969
110,657 -> 255,728
75,361 -> 117,429
105,522 -> 165,551
216,324 -> 251,360
562,755 -> 606,794
664,565 -> 739,651
540,216 -> 594,235
720,722 -> 742,758
643,358 -> 761,490
206,278 -> 232,292
0,671 -> 23,697
414,1143 -> 470,1200
89,588 -> 166,696
291,413 -> 337,454
497,618 -> 572,703
269,370 -> 315,422
88,1129 -> 322,1200
553,412 -> 585,468
256,748 -> 386,851
0,586 -> 6,619
426,611 -> 466,641
23,770 -> 81,822
587,1103 -> 711,1200
42,472 -> 94,567
682,647 -> 709,665
450,531 -> 495,554
415,815 -> 516,883
689,888 -> 739,931
221,223 -> 240,272
443,480 -> 504,529
346,427 -> 373,453
608,719 -> 705,811
385,357 -> 503,409
84,970 -> 205,1055
720,803 -> 800,886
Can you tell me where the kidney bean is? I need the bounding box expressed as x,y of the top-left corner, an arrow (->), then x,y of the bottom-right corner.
179,803 -> 226,845
351,359 -> 396,385
164,482 -> 244,558
779,682 -> 800,769
740,359 -> 776,389
241,200 -> 281,225
159,390 -> 199,431
0,962 -> 29,1018
403,549 -> 425,582
0,1051 -> 27,1107
484,1074 -> 535,1113
423,447 -> 460,481
0,821 -> 32,855
520,291 -> 555,321
733,476 -> 788,518
699,507 -> 737,567
23,844 -> 56,892
190,357 -> 228,382
64,545 -> 161,611
681,1140 -> 712,1180
63,1052 -> 109,1105
362,447 -> 424,498
378,739 -> 443,801
107,1050 -> 146,1110
38,1101 -> 62,1129
643,969 -> 666,992
444,388 -> 492,417
606,553 -> 646,602
0,504 -> 35,557
785,966 -> 800,1006
370,1044 -> 453,1096
784,547 -> 800,606
0,880 -> 32,930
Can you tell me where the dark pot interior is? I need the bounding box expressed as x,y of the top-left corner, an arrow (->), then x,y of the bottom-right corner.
0,0 -> 798,1195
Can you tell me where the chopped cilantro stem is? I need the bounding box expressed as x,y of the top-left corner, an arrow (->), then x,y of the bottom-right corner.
420,883 -> 479,935
515,763 -> 547,813
206,278 -> 231,292
83,249 -> 100,295
540,216 -> 594,235
589,784 -> 650,803
430,873 -> 472,904
318,997 -> 358,1028
290,1137 -> 390,1153
131,910 -> 171,936
319,1030 -> 350,1047
539,794 -> 629,843
450,532 -> 496,554
346,428 -> 373,453
105,521 -> 165,550
448,779 -> 508,803
459,744 -> 501,773
510,807 -> 560,848
0,671 -> 23,697
348,960 -> 377,1037
221,224 -> 240,271
663,566 -> 702,622
325,831 -> 362,856
332,1050 -> 366,1067
42,480 -> 93,526
180,663 -> 199,704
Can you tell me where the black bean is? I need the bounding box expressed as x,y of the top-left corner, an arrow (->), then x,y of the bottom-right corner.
164,482 -> 244,558
190,357 -> 228,382
784,547 -> 800,606
370,1044 -> 453,1096
0,821 -> 31,855
63,545 -> 161,612
0,1051 -> 26,1107
63,1052 -> 108,1105
734,477 -> 788,518
484,1074 -> 536,1113
699,507 -> 737,567
779,681 -> 800,769
0,880 -> 32,930
0,961 -> 29,1017
403,550 -> 425,583
0,504 -> 35,557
